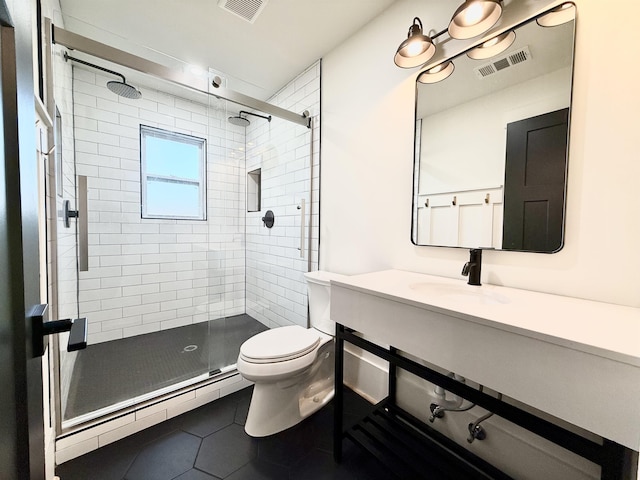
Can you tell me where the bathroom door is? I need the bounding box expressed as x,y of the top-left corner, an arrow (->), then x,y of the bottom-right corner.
0,4 -> 47,479
502,108 -> 568,251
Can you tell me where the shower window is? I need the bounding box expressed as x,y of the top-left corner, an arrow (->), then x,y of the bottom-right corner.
140,125 -> 206,220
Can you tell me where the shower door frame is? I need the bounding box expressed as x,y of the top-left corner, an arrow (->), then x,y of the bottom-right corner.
51,26 -> 311,129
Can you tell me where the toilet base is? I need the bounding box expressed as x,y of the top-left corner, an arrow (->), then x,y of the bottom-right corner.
244,379 -> 334,437
240,334 -> 336,437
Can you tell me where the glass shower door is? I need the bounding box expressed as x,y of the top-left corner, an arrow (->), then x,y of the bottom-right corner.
54,50 -> 239,427
52,39 -> 316,429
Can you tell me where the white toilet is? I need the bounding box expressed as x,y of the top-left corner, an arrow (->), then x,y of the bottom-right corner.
236,270 -> 346,437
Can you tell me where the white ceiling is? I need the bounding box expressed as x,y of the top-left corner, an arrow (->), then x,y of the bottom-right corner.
59,0 -> 397,100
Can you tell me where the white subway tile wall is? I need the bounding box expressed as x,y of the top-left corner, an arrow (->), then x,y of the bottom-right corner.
245,61 -> 320,329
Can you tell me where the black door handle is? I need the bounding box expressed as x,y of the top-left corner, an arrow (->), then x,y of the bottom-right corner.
30,304 -> 88,357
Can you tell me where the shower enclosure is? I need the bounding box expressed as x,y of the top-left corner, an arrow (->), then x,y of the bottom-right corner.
50,28 -> 319,430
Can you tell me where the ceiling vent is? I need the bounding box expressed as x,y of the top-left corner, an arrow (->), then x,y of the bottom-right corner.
473,46 -> 532,79
218,0 -> 268,24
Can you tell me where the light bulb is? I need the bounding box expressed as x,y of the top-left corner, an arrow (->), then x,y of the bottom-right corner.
462,2 -> 485,26
406,40 -> 427,57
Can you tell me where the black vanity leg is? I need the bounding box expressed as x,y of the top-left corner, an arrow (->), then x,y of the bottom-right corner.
389,346 -> 398,404
334,324 -> 345,463
601,439 -> 635,480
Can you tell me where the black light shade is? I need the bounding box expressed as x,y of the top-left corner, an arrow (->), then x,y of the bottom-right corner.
394,17 -> 435,68
448,0 -> 503,40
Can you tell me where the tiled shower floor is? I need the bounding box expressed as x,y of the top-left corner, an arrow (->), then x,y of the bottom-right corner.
63,314 -> 267,420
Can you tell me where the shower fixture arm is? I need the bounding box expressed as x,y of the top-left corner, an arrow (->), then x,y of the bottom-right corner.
64,52 -> 127,83
239,110 -> 272,122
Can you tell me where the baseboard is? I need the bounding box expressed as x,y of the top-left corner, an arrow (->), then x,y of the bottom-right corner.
343,345 -> 388,404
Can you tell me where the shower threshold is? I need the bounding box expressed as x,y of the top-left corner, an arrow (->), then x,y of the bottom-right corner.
60,365 -> 236,431
60,314 -> 267,428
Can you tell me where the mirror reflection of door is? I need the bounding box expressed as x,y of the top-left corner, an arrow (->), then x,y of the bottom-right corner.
503,108 -> 568,252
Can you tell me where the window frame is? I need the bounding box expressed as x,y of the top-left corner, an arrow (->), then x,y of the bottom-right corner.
140,124 -> 207,221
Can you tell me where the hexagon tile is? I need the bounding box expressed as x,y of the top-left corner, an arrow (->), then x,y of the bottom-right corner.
56,386 -> 396,480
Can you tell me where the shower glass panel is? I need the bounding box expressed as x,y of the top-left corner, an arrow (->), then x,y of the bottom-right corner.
52,47 -> 256,427
52,34 -> 316,430
243,115 -> 313,330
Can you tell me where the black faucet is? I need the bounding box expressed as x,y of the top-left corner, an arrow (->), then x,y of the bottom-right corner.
461,249 -> 482,286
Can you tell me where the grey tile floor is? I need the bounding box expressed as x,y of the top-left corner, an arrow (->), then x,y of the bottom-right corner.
56,386 -> 397,480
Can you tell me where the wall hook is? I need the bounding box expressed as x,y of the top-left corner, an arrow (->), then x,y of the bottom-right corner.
484,193 -> 490,204
425,198 -> 429,208
452,195 -> 457,206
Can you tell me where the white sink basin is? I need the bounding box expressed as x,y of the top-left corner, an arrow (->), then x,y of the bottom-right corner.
409,282 -> 511,305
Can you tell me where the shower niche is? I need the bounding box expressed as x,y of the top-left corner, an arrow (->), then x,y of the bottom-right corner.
247,168 -> 261,212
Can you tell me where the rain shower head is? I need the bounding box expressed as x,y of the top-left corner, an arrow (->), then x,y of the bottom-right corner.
228,114 -> 251,127
64,52 -> 142,100
228,110 -> 272,127
106,80 -> 142,99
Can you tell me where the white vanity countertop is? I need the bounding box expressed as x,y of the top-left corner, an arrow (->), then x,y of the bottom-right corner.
331,270 -> 640,368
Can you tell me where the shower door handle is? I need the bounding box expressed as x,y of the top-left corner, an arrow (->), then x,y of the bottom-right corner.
30,304 -> 88,357
77,175 -> 88,271
63,175 -> 88,271
298,198 -> 305,258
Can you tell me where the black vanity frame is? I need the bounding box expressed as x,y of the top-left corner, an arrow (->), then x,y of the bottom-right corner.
333,324 -> 637,480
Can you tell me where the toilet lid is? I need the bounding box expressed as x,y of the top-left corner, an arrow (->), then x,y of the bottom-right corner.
240,325 -> 320,363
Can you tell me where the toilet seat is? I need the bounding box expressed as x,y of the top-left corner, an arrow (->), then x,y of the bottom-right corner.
239,325 -> 320,364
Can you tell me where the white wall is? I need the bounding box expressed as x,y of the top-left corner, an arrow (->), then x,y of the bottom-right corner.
420,66 -> 571,194
322,0 -> 640,478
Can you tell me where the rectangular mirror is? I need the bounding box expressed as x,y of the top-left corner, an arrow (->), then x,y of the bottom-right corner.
411,5 -> 575,253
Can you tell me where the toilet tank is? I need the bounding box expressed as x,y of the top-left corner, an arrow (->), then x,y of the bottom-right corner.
304,271 -> 348,336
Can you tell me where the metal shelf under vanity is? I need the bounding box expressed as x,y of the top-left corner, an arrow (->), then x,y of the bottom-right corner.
333,324 -> 634,480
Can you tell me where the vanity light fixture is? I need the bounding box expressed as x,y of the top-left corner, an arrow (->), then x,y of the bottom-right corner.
394,17 -> 436,68
536,3 -> 575,27
448,0 -> 503,40
394,0 -> 504,70
466,30 -> 516,60
417,61 -> 455,84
